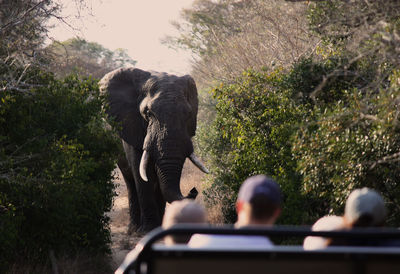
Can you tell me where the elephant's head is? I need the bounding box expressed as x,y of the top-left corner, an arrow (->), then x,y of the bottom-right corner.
100,68 -> 208,203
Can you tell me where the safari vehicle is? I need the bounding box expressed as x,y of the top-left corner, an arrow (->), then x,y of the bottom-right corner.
115,225 -> 400,274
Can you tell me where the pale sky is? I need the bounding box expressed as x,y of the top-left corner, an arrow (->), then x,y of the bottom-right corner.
49,0 -> 195,75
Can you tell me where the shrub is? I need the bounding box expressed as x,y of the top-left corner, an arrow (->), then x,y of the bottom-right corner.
0,68 -> 120,269
293,69 -> 400,225
199,56 -> 380,226
200,69 -> 313,225
194,0 -> 400,229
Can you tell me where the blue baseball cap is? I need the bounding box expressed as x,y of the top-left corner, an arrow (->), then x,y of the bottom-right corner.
238,175 -> 282,206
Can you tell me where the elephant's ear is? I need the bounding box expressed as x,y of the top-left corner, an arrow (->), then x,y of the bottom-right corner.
182,75 -> 199,137
100,67 -> 151,147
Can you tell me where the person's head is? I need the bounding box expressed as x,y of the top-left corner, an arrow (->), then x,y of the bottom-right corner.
235,175 -> 282,227
303,215 -> 345,250
344,187 -> 386,228
162,200 -> 206,245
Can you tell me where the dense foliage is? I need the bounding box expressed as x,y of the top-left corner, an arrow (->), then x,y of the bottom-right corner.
0,0 -> 60,94
199,69 -> 312,224
1,2 -> 400,272
0,2 -> 123,271
293,72 -> 400,225
292,0 -> 400,224
0,67 -> 120,269
191,0 -> 400,226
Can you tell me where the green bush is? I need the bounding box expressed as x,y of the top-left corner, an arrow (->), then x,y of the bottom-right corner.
200,69 -> 313,225
195,0 -> 400,230
199,56 -> 385,226
0,68 -> 120,269
284,57 -> 371,106
290,1 -> 400,225
293,69 -> 400,226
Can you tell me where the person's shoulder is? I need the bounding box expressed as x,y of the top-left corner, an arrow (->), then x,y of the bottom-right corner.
188,234 -> 273,248
188,233 -> 222,247
231,235 -> 274,247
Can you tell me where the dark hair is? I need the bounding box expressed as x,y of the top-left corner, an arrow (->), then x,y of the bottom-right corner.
250,195 -> 280,221
352,213 -> 375,227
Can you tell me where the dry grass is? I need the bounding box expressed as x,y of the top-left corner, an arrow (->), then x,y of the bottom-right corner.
107,160 -> 226,270
180,158 -> 206,202
205,199 -> 226,225
181,159 -> 226,224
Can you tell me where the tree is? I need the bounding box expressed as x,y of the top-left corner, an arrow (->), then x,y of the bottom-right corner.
0,0 -> 102,93
0,69 -> 121,269
199,69 -> 314,225
165,0 -> 317,87
293,71 -> 400,225
0,1 -> 123,270
293,0 -> 400,225
45,38 -> 137,79
307,0 -> 400,98
193,0 -> 400,226
0,0 -> 60,93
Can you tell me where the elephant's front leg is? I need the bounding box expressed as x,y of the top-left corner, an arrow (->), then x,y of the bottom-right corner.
117,155 -> 141,234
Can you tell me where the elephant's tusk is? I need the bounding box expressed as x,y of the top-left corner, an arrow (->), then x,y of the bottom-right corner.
139,150 -> 149,182
189,153 -> 209,174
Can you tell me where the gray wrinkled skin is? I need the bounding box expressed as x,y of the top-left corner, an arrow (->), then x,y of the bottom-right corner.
100,67 -> 199,233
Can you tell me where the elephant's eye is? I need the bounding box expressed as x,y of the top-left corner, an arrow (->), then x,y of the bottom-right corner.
143,107 -> 151,120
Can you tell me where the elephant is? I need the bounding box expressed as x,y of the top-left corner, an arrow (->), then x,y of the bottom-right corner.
100,67 -> 208,233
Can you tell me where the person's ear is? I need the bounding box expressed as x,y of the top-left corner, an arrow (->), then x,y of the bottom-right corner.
343,216 -> 354,228
271,207 -> 282,223
236,201 -> 243,214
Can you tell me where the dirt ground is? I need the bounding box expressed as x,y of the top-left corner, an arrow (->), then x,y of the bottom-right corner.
107,159 -> 207,269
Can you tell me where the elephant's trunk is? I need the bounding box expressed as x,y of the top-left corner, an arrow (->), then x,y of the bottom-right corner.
156,159 -> 185,203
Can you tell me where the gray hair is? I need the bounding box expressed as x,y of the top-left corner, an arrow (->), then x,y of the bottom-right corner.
162,200 -> 206,245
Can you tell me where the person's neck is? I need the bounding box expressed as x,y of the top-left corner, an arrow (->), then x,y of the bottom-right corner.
234,218 -> 274,228
234,203 -> 278,228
